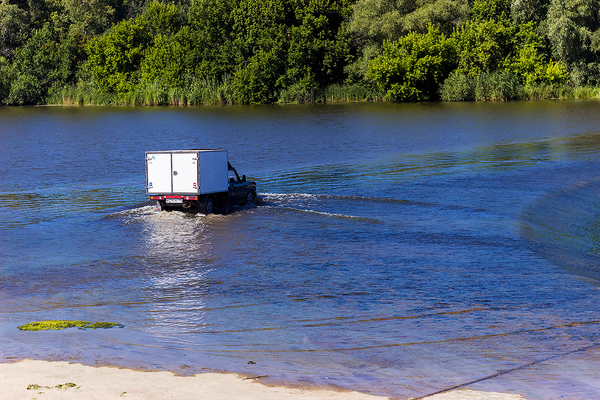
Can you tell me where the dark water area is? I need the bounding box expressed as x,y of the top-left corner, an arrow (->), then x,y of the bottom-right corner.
2,101 -> 600,399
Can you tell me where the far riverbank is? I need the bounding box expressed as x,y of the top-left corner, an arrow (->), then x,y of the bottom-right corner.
43,82 -> 600,107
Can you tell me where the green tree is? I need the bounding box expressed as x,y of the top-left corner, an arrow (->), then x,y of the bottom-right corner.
228,0 -> 353,103
0,0 -> 29,59
348,0 -> 468,80
472,0 -> 511,21
187,0 -> 236,79
84,1 -> 182,94
546,0 -> 600,56
511,0 -> 551,24
366,25 -> 457,101
140,27 -> 194,87
7,23 -> 59,104
232,45 -> 286,103
545,0 -> 600,84
62,0 -> 116,35
85,18 -> 150,93
285,0 -> 352,91
349,0 -> 469,42
28,0 -> 64,28
452,18 -> 515,76
503,43 -> 569,83
502,22 -> 569,84
0,55 -> 12,102
230,0 -> 288,102
231,0 -> 288,58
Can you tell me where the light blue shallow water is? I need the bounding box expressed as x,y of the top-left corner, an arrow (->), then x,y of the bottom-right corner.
2,102 -> 600,398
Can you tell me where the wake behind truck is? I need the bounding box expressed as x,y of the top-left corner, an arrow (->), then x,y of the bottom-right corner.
146,149 -> 257,214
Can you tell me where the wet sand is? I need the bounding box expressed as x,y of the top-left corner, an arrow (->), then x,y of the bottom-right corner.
0,360 -> 526,400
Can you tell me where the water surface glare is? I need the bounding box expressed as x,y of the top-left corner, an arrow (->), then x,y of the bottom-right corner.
2,102 -> 600,399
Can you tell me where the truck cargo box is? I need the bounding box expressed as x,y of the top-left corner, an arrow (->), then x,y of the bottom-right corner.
146,150 -> 228,195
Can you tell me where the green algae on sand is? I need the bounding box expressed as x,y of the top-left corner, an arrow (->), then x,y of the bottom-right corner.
27,382 -> 79,390
18,320 -> 124,331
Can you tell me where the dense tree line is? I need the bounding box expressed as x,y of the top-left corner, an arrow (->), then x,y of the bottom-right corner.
0,0 -> 598,105
358,0 -> 599,100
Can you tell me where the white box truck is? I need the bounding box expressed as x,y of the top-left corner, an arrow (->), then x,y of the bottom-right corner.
146,149 -> 257,214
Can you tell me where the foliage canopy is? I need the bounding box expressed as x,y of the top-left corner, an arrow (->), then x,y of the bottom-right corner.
367,25 -> 457,101
0,0 -> 599,105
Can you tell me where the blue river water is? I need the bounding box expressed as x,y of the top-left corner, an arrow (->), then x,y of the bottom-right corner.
2,101 -> 600,399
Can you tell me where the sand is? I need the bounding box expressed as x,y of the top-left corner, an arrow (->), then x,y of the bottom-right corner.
0,360 -> 526,400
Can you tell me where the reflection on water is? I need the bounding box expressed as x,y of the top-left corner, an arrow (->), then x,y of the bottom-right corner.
2,101 -> 600,399
137,207 -> 210,257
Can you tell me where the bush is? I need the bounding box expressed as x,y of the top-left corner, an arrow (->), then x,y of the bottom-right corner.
474,71 -> 521,101
366,25 -> 457,101
442,70 -> 522,101
572,86 -> 600,99
8,73 -> 44,105
85,2 -> 182,96
319,83 -> 383,102
0,57 -> 11,104
232,51 -> 283,104
504,43 -> 569,86
187,76 -> 234,105
440,71 -> 474,101
278,83 -> 315,103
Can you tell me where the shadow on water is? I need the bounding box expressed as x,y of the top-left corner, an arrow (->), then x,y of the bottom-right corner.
520,178 -> 600,283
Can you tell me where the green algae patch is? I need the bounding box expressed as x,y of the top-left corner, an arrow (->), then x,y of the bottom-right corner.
55,383 -> 78,389
18,320 -> 90,331
85,321 -> 124,329
27,382 -> 80,391
27,384 -> 42,390
18,320 -> 124,331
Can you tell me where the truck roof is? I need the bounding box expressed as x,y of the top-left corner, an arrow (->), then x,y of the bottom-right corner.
146,149 -> 226,153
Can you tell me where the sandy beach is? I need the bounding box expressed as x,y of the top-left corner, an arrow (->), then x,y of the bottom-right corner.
0,360 -> 526,400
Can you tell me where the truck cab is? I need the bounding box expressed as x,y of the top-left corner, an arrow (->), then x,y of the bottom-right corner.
227,163 -> 253,204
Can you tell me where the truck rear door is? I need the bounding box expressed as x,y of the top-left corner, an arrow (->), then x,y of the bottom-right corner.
146,152 -> 172,194
172,152 -> 200,194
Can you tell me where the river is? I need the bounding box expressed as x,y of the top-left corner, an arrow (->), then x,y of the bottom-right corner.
1,101 -> 600,399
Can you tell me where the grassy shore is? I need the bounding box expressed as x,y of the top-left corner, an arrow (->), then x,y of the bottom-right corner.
46,81 -> 385,106
439,72 -> 600,102
45,79 -> 600,107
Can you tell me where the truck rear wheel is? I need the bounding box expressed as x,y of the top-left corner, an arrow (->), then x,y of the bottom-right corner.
199,196 -> 214,215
